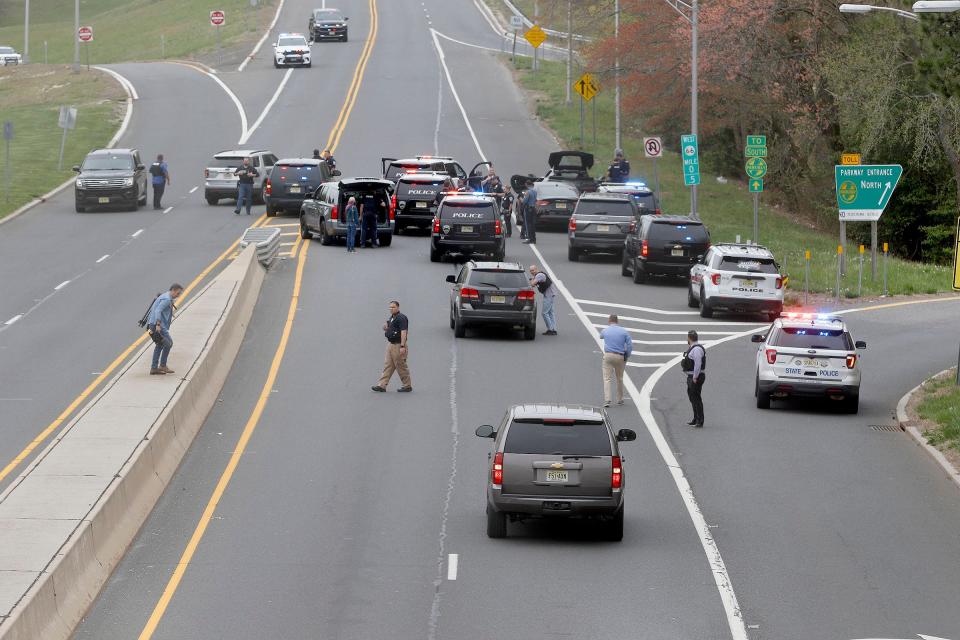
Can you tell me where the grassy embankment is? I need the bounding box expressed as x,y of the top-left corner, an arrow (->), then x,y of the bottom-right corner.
512,56 -> 954,297
0,65 -> 124,219
916,370 -> 960,456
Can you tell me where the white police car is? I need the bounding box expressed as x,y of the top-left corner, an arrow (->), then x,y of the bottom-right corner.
689,243 -> 784,321
752,313 -> 867,413
273,33 -> 311,68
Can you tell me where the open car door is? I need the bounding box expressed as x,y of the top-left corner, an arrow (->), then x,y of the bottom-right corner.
380,157 -> 398,179
466,161 -> 494,190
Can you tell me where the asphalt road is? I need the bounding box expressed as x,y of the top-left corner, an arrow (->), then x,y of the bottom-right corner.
2,0 -> 958,639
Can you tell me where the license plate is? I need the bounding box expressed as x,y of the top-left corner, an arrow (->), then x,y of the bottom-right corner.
98,197 -> 110,204
545,470 -> 569,482
556,201 -> 567,209
416,201 -> 427,208
671,248 -> 684,257
741,279 -> 756,287
489,295 -> 506,304
461,225 -> 473,233
596,224 -> 610,232
289,185 -> 301,193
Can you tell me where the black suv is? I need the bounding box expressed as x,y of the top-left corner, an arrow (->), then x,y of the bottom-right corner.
299,177 -> 395,246
264,158 -> 339,216
446,261 -> 537,340
309,8 -> 348,41
622,215 -> 711,283
567,192 -> 639,261
430,194 -> 505,262
393,172 -> 449,233
597,182 -> 660,215
74,148 -> 148,212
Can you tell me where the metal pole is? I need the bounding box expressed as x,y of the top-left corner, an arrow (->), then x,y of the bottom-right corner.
565,0 -> 573,106
217,24 -> 222,67
43,40 -> 47,64
956,344 -> 959,386
653,158 -> 661,205
835,247 -> 842,302
882,242 -> 888,296
58,127 -> 68,171
870,220 -> 878,279
804,250 -> 810,306
161,33 -> 165,59
23,0 -> 29,64
593,97 -> 596,144
690,0 -> 699,219
533,1 -> 539,72
752,192 -> 759,244
614,0 -> 621,151
5,138 -> 10,204
580,95 -> 585,147
85,41 -> 89,71
73,0 -> 80,71
857,246 -> 863,297
839,220 -> 847,275
512,30 -> 517,62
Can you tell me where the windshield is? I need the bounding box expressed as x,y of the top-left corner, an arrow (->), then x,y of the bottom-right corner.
505,420 -> 611,455
210,156 -> 245,169
0,47 -> 14,54
82,155 -> 134,171
720,257 -> 779,274
772,327 -> 853,350
387,163 -> 439,180
576,200 -> 634,217
315,10 -> 344,21
278,37 -> 307,47
468,270 -> 528,289
648,221 -> 708,243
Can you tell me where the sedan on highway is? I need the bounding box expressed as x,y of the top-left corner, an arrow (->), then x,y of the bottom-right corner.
476,404 -> 637,541
509,177 -> 579,231
447,261 -> 537,340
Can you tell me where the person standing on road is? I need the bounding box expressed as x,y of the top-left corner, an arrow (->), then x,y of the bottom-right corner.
146,283 -> 183,376
359,192 -> 380,248
607,149 -> 631,183
149,154 -> 170,210
521,178 -> 538,245
682,330 -> 706,428
372,300 -> 412,393
321,149 -> 337,172
600,314 -> 632,407
345,196 -> 359,253
501,186 -> 514,237
312,148 -> 322,160
529,265 -> 558,335
234,157 -> 259,216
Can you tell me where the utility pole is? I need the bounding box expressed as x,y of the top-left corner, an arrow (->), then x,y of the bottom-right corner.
23,0 -> 29,63
690,0 -> 699,219
533,0 -> 539,72
73,0 -> 80,71
614,0 -> 621,151
565,0 -> 573,105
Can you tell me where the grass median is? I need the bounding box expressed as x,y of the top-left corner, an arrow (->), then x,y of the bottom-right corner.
914,369 -> 960,463
0,65 -> 125,220
510,56 -> 954,298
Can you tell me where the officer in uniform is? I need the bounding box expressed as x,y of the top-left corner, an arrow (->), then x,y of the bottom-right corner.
607,149 -> 631,183
682,330 -> 706,427
372,300 -> 412,393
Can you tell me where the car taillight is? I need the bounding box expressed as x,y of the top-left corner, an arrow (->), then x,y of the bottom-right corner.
432,217 -> 440,233
264,179 -> 272,196
711,273 -> 721,286
641,239 -> 649,257
495,217 -> 502,235
536,199 -> 549,207
391,194 -> 397,209
517,289 -> 535,301
204,169 -> 209,178
766,349 -> 777,364
492,452 -> 503,486
611,456 -> 622,489
389,202 -> 395,221
846,354 -> 857,369
655,208 -> 662,215
775,277 -> 783,289
568,216 -> 577,232
628,221 -> 636,233
460,287 -> 480,300
330,205 -> 338,220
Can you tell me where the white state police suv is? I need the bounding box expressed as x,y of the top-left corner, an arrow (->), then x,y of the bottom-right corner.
689,243 -> 784,321
752,313 -> 867,414
273,33 -> 311,68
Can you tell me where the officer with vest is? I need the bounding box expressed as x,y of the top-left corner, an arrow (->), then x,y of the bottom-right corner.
149,154 -> 170,210
682,330 -> 706,427
606,149 -> 631,183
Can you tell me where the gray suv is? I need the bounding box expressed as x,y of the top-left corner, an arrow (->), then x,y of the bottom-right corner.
475,404 -> 636,541
204,149 -> 277,205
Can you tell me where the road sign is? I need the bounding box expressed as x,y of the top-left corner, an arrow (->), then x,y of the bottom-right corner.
746,135 -> 766,146
954,218 -> 960,291
643,137 -> 662,158
510,15 -> 524,30
210,10 -> 226,26
58,106 -> 77,130
841,153 -> 861,166
77,26 -> 93,43
745,157 -> 767,179
573,73 -> 599,102
749,179 -> 763,192
681,134 -> 700,187
3,122 -> 12,141
524,24 -> 546,49
834,164 -> 903,221
744,145 -> 767,158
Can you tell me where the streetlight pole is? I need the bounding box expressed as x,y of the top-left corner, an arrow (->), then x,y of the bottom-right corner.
566,0 -> 573,105
691,0 -> 699,219
73,0 -> 80,71
23,0 -> 29,64
614,0 -> 621,151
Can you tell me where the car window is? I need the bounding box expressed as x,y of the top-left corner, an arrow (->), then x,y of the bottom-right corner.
211,156 -> 244,169
274,164 -> 321,182
278,37 -> 307,47
647,221 -> 708,243
771,327 -> 853,350
633,192 -> 657,211
0,48 -> 14,54
719,256 -> 779,274
386,163 -> 427,180
316,10 -> 344,20
504,419 -> 612,455
575,199 -> 634,217
82,154 -> 134,171
264,155 -> 276,167
397,179 -> 444,197
441,203 -> 496,220
468,270 -> 528,288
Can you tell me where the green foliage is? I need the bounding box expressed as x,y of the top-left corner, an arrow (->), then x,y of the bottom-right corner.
918,371 -> 960,452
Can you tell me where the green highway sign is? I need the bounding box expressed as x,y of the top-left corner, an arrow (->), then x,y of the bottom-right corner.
681,134 -> 700,187
745,157 -> 767,179
684,173 -> 701,186
749,178 -> 763,192
744,146 -> 767,158
834,164 -> 903,221
746,135 -> 766,147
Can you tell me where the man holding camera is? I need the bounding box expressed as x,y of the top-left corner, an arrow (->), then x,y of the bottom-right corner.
147,283 -> 183,375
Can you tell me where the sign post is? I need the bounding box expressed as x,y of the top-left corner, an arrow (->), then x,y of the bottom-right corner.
524,24 -> 546,74
510,15 -> 523,62
210,10 -> 225,66
744,136 -> 767,244
804,249 -> 810,306
681,134 -> 700,217
643,137 -> 663,204
573,73 -> 599,148
834,163 -> 902,275
883,241 -> 889,297
953,218 -> 960,384
77,26 -> 93,71
57,106 -> 77,171
3,122 -> 12,204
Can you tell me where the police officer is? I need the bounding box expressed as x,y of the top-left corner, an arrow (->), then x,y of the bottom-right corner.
233,157 -> 259,215
501,185 -> 514,237
149,154 -> 170,210
321,149 -> 337,172
521,178 -> 538,245
372,300 -> 412,393
607,148 -> 631,183
682,330 -> 706,427
359,192 -> 381,248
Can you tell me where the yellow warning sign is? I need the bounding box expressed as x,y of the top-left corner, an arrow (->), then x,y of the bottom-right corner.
524,24 -> 547,49
841,153 -> 861,166
573,72 -> 599,102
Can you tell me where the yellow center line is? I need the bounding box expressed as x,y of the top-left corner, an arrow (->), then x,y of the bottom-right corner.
138,1 -> 378,636
0,214 -> 267,486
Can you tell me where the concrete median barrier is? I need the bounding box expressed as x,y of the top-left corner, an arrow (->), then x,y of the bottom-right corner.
0,243 -> 265,640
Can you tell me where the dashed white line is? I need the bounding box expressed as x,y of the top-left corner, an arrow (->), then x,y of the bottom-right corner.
163,206 -> 173,214
189,186 -> 198,194
54,280 -> 70,291
4,315 -> 22,326
446,554 -> 458,581
131,229 -> 144,238
96,254 -> 110,263
240,67 -> 294,145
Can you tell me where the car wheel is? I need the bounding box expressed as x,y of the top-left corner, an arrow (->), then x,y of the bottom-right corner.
605,509 -> 624,542
755,375 -> 771,409
621,251 -> 631,277
486,505 -> 507,539
523,324 -> 536,340
687,284 -> 699,308
568,245 -> 579,262
342,31 -> 348,42
300,219 -> 312,240
843,395 -> 859,414
274,60 -> 280,68
139,190 -> 147,206
699,287 -> 714,318
206,195 -> 218,206
319,224 -> 334,246
454,316 -> 467,338
449,308 -> 455,330
430,246 -> 441,262
305,61 -> 312,68
379,233 -> 393,247
75,204 -> 85,213
632,259 -> 645,284
265,204 -> 276,217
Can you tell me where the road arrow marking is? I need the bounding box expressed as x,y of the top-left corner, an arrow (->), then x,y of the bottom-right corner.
878,181 -> 891,205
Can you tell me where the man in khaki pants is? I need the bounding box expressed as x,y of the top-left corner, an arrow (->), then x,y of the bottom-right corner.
599,314 -> 632,407
372,300 -> 413,393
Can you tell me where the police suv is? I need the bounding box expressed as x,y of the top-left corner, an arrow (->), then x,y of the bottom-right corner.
689,243 -> 784,321
273,33 -> 311,68
752,313 -> 867,413
430,193 -> 505,262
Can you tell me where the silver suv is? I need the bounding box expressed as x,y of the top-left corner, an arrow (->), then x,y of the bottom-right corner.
475,404 -> 637,541
204,149 -> 277,206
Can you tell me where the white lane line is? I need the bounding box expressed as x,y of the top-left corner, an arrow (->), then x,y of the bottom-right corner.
584,311 -> 759,327
591,323 -> 746,337
434,29 -> 511,55
96,254 -> 110,263
93,66 -> 136,149
446,554 -> 459,581
93,65 -> 139,99
240,67 -> 294,145
172,62 -> 249,142
54,280 -> 70,291
131,229 -> 144,238
430,29 -> 487,162
430,41 -> 748,636
4,315 -> 22,326
578,299 -> 700,315
627,362 -> 673,368
238,0 -> 286,72
189,186 -> 198,194
163,206 -> 173,214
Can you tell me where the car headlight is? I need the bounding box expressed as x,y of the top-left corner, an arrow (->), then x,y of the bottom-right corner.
123,177 -> 134,187
76,179 -> 84,188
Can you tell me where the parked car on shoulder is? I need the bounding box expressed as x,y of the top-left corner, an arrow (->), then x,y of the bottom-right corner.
688,243 -> 784,321
567,192 -> 639,261
622,214 -> 711,283
73,148 -> 148,212
0,46 -> 22,65
264,158 -> 339,216
299,177 -> 395,246
204,149 -> 277,206
309,8 -> 348,41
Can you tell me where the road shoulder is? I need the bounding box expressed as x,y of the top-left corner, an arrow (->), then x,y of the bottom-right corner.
898,368 -> 960,490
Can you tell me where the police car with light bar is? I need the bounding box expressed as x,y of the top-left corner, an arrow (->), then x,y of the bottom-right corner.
752,313 -> 867,413
430,193 -> 505,262
597,181 -> 660,215
273,33 -> 311,68
689,243 -> 785,321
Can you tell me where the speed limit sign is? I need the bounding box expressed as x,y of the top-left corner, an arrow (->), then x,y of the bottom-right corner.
643,137 -> 663,158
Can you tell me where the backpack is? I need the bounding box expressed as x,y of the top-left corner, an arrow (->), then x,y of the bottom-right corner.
534,272 -> 553,294
149,162 -> 164,178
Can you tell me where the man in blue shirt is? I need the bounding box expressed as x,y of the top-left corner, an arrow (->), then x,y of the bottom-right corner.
599,314 -> 632,407
149,154 -> 170,210
521,178 -> 538,244
146,283 -> 183,375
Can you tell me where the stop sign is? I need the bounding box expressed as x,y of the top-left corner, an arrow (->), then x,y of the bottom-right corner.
77,26 -> 93,42
210,10 -> 225,26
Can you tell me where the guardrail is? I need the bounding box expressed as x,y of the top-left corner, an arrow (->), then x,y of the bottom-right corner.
240,226 -> 281,267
